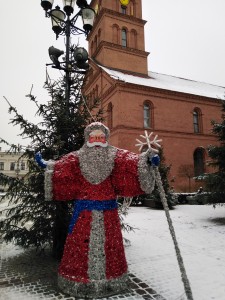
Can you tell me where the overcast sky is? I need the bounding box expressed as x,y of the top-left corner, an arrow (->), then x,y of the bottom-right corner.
0,0 -> 225,150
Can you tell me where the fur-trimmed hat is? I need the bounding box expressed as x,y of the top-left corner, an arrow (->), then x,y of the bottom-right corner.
84,122 -> 110,142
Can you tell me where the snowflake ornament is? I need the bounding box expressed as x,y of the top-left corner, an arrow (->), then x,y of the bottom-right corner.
135,130 -> 162,153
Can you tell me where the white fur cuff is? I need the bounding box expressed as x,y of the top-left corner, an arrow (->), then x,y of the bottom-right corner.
44,160 -> 55,201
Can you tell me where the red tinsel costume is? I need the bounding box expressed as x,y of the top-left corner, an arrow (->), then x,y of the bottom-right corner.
44,122 -> 155,298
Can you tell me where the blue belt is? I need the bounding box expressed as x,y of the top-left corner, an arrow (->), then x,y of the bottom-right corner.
68,199 -> 118,234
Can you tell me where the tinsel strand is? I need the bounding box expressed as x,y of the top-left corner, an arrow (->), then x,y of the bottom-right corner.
155,167 -> 194,300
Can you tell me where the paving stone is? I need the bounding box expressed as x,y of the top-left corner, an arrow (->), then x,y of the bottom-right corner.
128,281 -> 139,289
136,289 -> 147,295
0,242 -> 165,300
142,296 -> 154,300
144,288 -> 156,294
139,282 -> 149,289
132,277 -> 142,283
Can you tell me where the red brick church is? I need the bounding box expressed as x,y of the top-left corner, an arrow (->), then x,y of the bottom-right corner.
83,0 -> 225,192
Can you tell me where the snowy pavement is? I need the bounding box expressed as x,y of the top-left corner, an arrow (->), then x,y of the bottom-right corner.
1,205 -> 225,300
123,205 -> 225,300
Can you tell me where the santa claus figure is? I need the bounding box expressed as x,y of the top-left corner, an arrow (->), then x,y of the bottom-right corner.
35,122 -> 159,299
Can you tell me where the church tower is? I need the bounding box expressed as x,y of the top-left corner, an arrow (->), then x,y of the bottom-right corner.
83,0 -> 224,192
88,0 -> 149,76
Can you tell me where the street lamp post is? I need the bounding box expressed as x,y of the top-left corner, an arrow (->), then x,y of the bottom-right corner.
41,0 -> 95,71
40,0 -> 95,259
40,0 -> 95,149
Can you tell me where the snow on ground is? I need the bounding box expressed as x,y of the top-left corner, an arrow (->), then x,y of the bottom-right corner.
1,204 -> 225,300
0,242 -> 24,260
123,205 -> 225,300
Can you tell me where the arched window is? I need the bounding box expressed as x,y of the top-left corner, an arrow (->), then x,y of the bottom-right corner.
143,101 -> 153,128
121,6 -> 127,14
194,148 -> 205,176
121,29 -> 127,47
193,108 -> 202,133
107,102 -> 113,129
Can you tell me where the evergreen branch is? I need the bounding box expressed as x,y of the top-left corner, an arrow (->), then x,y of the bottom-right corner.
1,63 -> 103,257
2,96 -> 45,146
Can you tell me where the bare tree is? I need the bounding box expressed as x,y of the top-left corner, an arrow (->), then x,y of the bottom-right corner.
178,164 -> 194,192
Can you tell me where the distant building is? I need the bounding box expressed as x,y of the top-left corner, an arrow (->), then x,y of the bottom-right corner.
0,148 -> 27,191
83,0 -> 225,191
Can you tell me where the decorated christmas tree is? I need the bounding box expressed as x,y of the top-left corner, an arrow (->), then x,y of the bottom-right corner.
0,71 -> 103,259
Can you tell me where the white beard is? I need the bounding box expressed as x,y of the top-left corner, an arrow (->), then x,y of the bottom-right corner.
77,145 -> 117,185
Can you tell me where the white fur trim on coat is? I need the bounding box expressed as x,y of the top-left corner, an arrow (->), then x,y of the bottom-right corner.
44,160 -> 55,201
